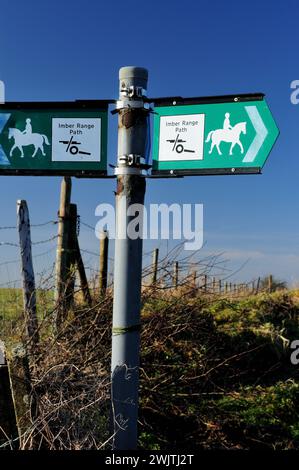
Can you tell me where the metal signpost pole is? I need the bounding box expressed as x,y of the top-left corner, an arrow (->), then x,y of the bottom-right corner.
111,66 -> 148,450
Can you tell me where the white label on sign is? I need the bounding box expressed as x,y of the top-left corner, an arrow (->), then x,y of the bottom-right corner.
51,118 -> 101,162
158,114 -> 205,161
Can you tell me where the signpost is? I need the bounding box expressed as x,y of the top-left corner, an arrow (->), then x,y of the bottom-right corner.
0,101 -> 109,176
152,94 -> 279,176
0,70 -> 280,451
111,66 -> 148,450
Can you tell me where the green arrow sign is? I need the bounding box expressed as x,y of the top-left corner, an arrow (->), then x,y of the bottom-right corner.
0,101 -> 108,177
152,94 -> 279,176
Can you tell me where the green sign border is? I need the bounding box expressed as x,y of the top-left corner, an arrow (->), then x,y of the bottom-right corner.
151,94 -> 279,176
0,100 -> 109,177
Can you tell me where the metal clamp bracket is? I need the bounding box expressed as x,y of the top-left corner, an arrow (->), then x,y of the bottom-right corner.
114,167 -> 146,176
117,154 -> 146,167
120,85 -> 147,99
115,99 -> 150,111
114,154 -> 151,176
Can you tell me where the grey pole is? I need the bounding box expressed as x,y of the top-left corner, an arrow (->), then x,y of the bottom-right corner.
111,66 -> 148,450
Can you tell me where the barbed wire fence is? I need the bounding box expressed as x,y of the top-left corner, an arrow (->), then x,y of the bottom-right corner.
0,211 -> 278,329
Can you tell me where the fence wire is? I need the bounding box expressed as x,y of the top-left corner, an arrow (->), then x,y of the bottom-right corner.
0,214 -> 274,335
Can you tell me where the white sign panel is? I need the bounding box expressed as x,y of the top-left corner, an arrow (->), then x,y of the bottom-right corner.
52,118 -> 101,162
158,114 -> 205,161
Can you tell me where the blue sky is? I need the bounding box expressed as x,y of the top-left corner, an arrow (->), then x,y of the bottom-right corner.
0,0 -> 298,286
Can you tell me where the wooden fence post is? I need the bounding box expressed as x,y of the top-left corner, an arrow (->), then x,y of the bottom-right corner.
212,277 -> 216,293
192,271 -> 197,288
75,234 -> 92,306
256,276 -> 260,294
6,344 -> 36,448
173,261 -> 179,289
55,177 -> 72,327
99,230 -> 109,296
268,274 -> 273,293
64,203 -> 78,309
17,200 -> 39,349
0,341 -> 18,448
218,279 -> 221,294
152,248 -> 159,285
203,274 -> 208,292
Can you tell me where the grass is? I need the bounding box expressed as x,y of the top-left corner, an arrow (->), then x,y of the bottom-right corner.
137,289 -> 299,449
0,287 -> 54,344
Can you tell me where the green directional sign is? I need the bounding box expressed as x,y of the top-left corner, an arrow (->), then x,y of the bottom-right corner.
0,101 -> 108,177
152,94 -> 279,176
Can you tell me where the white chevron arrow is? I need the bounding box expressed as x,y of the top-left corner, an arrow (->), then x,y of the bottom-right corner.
242,106 -> 268,163
0,113 -> 11,165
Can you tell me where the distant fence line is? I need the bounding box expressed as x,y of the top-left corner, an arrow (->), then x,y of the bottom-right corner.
0,211 -> 277,299
144,247 -> 280,297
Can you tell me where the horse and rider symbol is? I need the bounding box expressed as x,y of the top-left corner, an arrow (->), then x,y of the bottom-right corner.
205,113 -> 247,156
7,118 -> 92,158
8,118 -> 50,158
166,113 -> 247,157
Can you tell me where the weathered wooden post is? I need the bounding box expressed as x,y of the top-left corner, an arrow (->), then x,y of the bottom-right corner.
75,234 -> 92,306
65,203 -> 78,309
55,177 -> 72,327
212,277 -> 216,293
192,270 -> 197,288
225,281 -> 228,294
256,276 -> 260,294
99,230 -> 109,296
268,274 -> 273,293
203,274 -> 207,292
0,341 -> 18,448
218,279 -> 221,294
17,200 -> 39,348
173,261 -> 179,289
7,344 -> 36,448
151,248 -> 159,285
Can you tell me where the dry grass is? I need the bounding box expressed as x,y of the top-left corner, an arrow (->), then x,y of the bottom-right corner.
0,263 -> 298,450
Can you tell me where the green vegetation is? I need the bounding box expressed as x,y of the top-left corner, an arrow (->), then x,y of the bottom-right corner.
138,289 -> 299,449
0,287 -> 54,337
1,286 -> 299,449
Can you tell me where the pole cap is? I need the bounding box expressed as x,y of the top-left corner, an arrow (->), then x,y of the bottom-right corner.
119,66 -> 148,81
